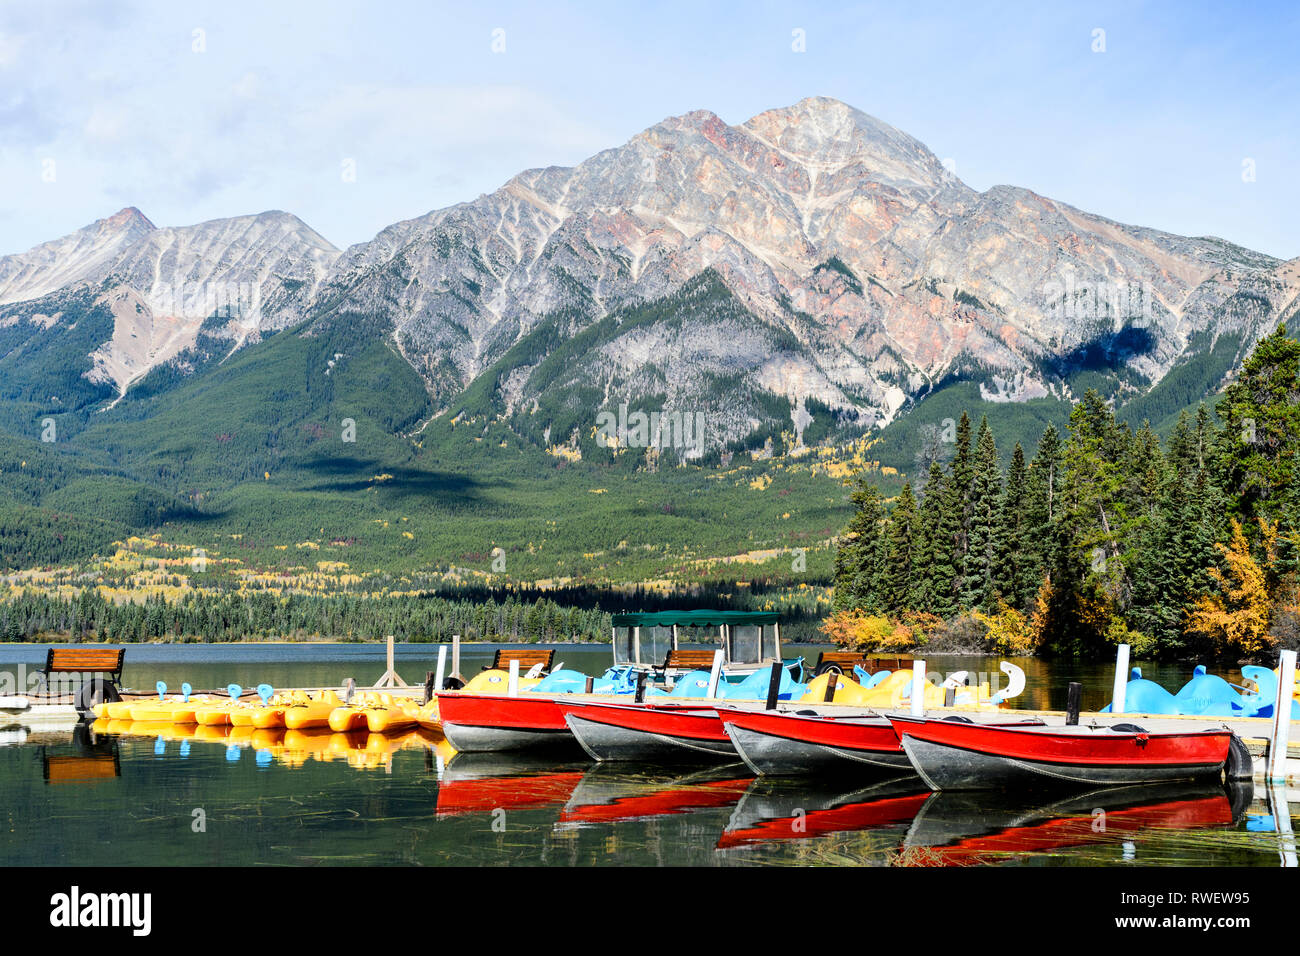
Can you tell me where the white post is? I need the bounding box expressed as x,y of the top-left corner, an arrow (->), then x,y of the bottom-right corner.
910,659 -> 927,717
434,645 -> 447,692
707,649 -> 724,699
452,634 -> 461,680
1111,643 -> 1131,715
508,659 -> 520,697
1268,649 -> 1297,783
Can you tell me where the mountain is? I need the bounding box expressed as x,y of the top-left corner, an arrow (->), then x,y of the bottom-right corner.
299,97 -> 1297,453
0,97 -> 1297,576
0,209 -> 339,406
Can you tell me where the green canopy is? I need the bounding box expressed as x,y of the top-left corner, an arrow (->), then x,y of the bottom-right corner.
610,610 -> 779,628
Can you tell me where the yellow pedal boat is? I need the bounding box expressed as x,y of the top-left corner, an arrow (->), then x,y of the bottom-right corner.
282,690 -> 342,730
363,694 -> 419,734
127,695 -> 221,723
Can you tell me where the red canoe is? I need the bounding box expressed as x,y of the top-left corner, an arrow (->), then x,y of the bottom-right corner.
720,708 -> 912,776
556,699 -> 737,761
891,717 -> 1233,790
436,691 -> 573,753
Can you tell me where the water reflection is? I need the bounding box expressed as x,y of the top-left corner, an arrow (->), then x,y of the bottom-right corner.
556,765 -> 752,827
903,782 -> 1252,865
42,723 -> 121,785
1,717 -> 1296,866
718,777 -> 930,849
437,752 -> 588,817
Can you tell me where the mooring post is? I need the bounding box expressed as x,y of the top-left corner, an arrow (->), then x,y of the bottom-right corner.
434,645 -> 447,692
943,685 -> 956,707
635,670 -> 647,704
373,634 -> 408,688
765,662 -> 783,710
1066,681 -> 1082,725
422,671 -> 435,705
1111,643 -> 1130,715
910,659 -> 927,717
707,649 -> 724,699
1268,649 -> 1297,784
823,672 -> 837,703
451,634 -> 461,683
584,676 -> 594,694
508,659 -> 520,697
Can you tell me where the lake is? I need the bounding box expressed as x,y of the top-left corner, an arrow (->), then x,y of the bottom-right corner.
1,642 -> 1295,867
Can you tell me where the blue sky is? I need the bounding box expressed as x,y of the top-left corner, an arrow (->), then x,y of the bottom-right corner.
1,0 -> 1296,258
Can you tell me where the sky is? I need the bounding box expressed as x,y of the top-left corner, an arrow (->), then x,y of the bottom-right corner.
1,0 -> 1296,258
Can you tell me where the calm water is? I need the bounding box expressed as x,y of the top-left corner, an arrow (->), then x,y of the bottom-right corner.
1,643 -> 1295,867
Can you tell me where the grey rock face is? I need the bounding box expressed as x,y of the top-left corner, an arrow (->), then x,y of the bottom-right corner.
4,97 -> 1296,448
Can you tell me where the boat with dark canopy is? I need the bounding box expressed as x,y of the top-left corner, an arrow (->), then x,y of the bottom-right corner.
438,610 -> 789,753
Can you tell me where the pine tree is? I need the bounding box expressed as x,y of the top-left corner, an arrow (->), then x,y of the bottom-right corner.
961,416 -> 1001,610
1026,423 -> 1064,584
911,463 -> 946,613
882,483 -> 919,613
1214,323 -> 1300,532
927,462 -> 962,618
993,442 -> 1036,610
832,478 -> 887,612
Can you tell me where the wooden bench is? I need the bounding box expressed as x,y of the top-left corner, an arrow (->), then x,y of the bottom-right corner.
37,648 -> 125,690
483,648 -> 555,676
813,651 -> 912,677
658,649 -> 723,674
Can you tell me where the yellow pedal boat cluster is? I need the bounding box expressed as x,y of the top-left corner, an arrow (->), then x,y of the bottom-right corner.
93,688 -> 440,735
799,669 -> 997,709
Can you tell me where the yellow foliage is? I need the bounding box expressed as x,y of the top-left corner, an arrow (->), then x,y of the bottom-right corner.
820,609 -> 915,652
973,599 -> 1040,656
1187,520 -> 1275,657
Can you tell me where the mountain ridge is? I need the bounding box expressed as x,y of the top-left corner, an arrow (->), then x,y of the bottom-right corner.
1,97 -> 1296,455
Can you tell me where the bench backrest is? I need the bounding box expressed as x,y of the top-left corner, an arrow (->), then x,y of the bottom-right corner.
490,648 -> 555,672
663,649 -> 721,671
815,651 -> 912,674
43,648 -> 125,677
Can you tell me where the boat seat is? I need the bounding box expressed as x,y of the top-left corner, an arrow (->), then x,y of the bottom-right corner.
1108,723 -> 1149,733
483,648 -> 555,676
657,649 -> 722,675
813,652 -> 912,677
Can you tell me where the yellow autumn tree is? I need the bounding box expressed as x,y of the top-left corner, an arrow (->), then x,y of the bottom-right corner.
973,599 -> 1039,656
1186,519 -> 1275,657
819,610 -> 915,652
